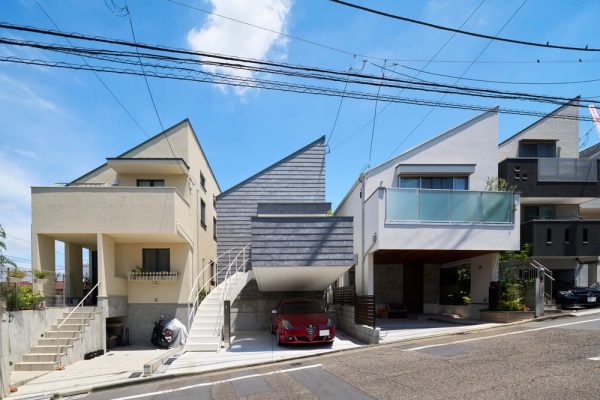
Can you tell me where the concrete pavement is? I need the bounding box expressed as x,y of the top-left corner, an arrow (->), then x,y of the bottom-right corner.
85,312 -> 600,400
7,308 -> 600,399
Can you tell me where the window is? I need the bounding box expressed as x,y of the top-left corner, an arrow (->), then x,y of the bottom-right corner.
522,206 -> 556,222
200,173 -> 206,191
518,141 -> 557,158
200,199 -> 206,229
399,176 -> 469,190
142,249 -> 170,272
439,264 -> 471,305
546,228 -> 552,243
564,228 -> 570,244
583,228 -> 589,244
213,217 -> 217,240
137,179 -> 165,187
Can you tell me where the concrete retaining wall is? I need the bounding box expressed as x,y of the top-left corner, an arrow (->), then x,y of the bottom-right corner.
332,304 -> 379,344
1,300 -> 9,398
123,303 -> 188,345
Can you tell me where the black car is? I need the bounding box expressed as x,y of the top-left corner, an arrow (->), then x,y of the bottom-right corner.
557,282 -> 600,308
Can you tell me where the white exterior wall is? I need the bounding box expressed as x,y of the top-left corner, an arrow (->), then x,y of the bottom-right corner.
498,100 -> 579,161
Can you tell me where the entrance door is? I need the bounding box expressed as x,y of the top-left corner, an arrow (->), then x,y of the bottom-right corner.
403,263 -> 423,313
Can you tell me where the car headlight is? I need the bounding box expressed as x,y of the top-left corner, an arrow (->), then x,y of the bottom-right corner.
327,318 -> 333,328
282,320 -> 292,330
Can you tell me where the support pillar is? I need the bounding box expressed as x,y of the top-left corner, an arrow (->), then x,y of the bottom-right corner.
65,243 -> 83,301
32,233 -> 55,298
358,253 -> 375,296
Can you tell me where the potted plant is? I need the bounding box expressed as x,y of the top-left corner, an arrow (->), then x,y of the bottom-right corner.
7,267 -> 25,283
33,269 -> 50,284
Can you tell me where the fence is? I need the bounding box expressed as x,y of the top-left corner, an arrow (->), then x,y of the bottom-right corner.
332,286 -> 376,328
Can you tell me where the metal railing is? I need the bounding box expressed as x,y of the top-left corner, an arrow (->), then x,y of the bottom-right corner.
186,248 -> 238,329
214,246 -> 249,340
530,259 -> 555,303
385,188 -> 514,224
54,281 -> 99,367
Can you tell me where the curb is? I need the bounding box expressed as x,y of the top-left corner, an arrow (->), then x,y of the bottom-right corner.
10,308 -> 600,399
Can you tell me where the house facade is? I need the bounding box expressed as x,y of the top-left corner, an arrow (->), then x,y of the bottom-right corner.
31,120 -> 219,343
498,99 -> 600,295
336,109 -> 520,319
213,137 -> 355,332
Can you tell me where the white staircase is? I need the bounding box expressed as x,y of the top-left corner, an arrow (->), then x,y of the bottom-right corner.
185,246 -> 253,352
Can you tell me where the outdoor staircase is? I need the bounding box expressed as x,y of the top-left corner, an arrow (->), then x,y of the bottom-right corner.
14,307 -> 99,371
544,299 -> 562,314
186,270 -> 254,352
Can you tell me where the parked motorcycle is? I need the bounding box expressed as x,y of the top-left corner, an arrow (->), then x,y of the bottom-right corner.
151,316 -> 173,349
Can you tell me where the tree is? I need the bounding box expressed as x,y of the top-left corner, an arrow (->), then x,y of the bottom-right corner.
0,224 -> 17,274
485,177 -> 515,192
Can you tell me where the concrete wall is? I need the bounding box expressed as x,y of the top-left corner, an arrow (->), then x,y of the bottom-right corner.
0,300 -> 9,399
332,304 -> 379,344
122,303 -> 188,346
229,281 -> 323,332
498,99 -> 580,162
7,308 -> 66,370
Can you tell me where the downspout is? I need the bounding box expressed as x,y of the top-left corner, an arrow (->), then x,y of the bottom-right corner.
360,173 -> 366,295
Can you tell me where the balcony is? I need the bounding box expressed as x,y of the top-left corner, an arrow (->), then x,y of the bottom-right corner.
32,186 -> 192,241
385,188 -> 513,224
498,158 -> 600,202
521,219 -> 600,257
363,188 -> 520,252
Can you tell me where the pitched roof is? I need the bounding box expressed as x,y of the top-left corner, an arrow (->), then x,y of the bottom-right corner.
68,119 -> 221,191
498,97 -> 580,147
217,135 -> 326,198
580,142 -> 600,159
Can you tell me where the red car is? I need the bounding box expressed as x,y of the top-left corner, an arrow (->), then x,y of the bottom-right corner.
271,298 -> 335,345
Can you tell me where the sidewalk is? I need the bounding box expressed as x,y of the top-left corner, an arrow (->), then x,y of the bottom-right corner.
8,308 -> 600,399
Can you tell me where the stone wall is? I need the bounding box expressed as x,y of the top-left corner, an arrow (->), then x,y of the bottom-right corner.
374,264 -> 403,307
332,304 -> 379,344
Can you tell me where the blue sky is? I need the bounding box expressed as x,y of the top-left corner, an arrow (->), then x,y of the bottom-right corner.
1,0 -> 600,269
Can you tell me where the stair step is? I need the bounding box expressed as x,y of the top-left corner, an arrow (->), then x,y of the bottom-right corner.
51,324 -> 86,332
189,328 -> 219,336
14,361 -> 58,371
23,353 -> 66,362
30,345 -> 73,353
38,337 -> 78,346
62,311 -> 97,318
57,317 -> 93,324
185,342 -> 221,352
44,330 -> 81,339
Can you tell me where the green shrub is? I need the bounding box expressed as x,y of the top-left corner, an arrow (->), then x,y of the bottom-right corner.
1,285 -> 44,311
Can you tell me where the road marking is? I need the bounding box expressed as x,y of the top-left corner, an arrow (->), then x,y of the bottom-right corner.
588,356 -> 600,361
112,364 -> 323,400
405,317 -> 600,352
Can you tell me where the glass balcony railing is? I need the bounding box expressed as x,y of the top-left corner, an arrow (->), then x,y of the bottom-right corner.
385,188 -> 513,224
537,158 -> 597,182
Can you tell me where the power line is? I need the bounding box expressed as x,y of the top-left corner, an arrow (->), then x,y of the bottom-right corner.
400,64 -> 600,86
386,0 -> 528,160
329,0 -> 600,53
33,0 -> 148,138
3,55 -> 593,123
325,58 -> 359,147
330,0 -> 487,151
3,35 -> 595,109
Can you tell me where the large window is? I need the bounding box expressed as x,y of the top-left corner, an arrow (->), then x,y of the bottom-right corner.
399,176 -> 469,190
200,199 -> 207,229
137,179 -> 165,187
518,141 -> 556,158
439,264 -> 471,305
142,249 -> 170,272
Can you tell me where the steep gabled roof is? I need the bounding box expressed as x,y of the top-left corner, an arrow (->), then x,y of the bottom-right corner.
335,108 -> 498,213
217,135 -> 326,199
68,119 -> 221,191
498,97 -> 580,147
580,142 -> 600,159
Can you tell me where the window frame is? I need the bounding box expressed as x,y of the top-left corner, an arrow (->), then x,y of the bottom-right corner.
136,179 -> 165,187
398,175 -> 469,190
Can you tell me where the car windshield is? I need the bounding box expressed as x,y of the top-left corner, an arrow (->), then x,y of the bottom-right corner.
281,301 -> 323,314
590,282 -> 600,290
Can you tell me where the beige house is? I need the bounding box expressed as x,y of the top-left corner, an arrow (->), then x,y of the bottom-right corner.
31,120 -> 220,343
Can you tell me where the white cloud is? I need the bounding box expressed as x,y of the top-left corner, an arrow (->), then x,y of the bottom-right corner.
187,0 -> 293,97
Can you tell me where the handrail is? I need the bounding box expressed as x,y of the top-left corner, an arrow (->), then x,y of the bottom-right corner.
214,245 -> 249,341
55,281 -> 99,367
187,247 -> 239,328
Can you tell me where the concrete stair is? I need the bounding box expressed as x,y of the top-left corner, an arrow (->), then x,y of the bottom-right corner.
14,307 -> 100,371
186,270 -> 254,352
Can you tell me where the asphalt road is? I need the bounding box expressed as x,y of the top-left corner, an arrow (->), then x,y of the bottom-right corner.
83,314 -> 600,400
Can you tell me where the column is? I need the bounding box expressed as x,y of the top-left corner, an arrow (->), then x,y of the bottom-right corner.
65,243 -> 83,300
32,233 -> 55,298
